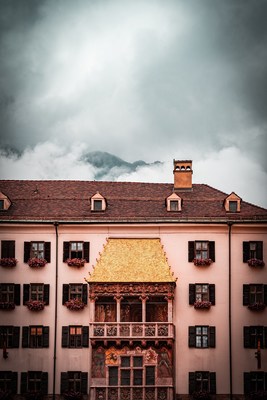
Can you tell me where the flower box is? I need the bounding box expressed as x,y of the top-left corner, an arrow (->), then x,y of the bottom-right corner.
66,258 -> 86,267
24,391 -> 43,400
194,301 -> 212,310
248,302 -> 266,311
65,298 -> 85,311
247,258 -> 265,267
26,300 -> 45,311
192,391 -> 211,400
0,389 -> 13,400
63,391 -> 83,400
27,258 -> 47,268
249,391 -> 267,400
0,302 -> 15,310
193,258 -> 213,266
0,258 -> 17,267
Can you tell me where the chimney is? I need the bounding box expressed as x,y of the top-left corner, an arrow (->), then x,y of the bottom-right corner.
173,160 -> 193,190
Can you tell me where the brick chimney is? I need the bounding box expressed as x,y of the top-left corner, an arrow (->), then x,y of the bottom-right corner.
173,160 -> 193,190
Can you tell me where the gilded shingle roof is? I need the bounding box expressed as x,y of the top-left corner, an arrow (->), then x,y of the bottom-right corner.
87,238 -> 176,283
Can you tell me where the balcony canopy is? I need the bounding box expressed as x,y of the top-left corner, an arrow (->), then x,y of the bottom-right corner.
87,238 -> 176,283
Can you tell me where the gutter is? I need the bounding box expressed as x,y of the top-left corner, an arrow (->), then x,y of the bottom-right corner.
52,222 -> 59,400
228,222 -> 233,400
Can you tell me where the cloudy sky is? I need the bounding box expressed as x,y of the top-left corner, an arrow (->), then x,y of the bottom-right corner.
0,0 -> 266,208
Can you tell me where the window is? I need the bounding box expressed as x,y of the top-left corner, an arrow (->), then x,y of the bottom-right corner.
24,242 -> 51,263
20,372 -> 48,395
91,192 -> 106,212
189,284 -> 215,305
0,284 -> 20,305
0,371 -> 17,394
108,356 -> 147,387
63,242 -> 90,262
23,284 -> 49,304
244,326 -> 267,349
170,200 -> 179,211
0,326 -> 20,348
0,192 -> 11,211
166,193 -> 182,212
189,326 -> 216,348
62,284 -> 88,305
243,241 -> 263,262
22,326 -> 49,348
0,200 -> 4,210
244,372 -> 267,394
243,284 -> 267,306
188,241 -> 215,262
224,192 -> 241,212
62,326 -> 89,348
189,371 -> 216,394
61,372 -> 88,394
229,201 -> 237,212
1,240 -> 15,258
93,200 -> 103,211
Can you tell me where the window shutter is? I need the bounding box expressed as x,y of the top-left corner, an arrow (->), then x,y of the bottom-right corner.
189,284 -> 195,305
82,284 -> 88,304
84,242 -> 90,262
43,326 -> 49,348
265,373 -> 267,392
243,285 -> 250,306
41,372 -> 48,394
209,241 -> 215,262
209,326 -> 216,348
243,327 -> 251,348
256,241 -> 263,259
188,241 -> 195,262
209,372 -> 216,394
82,326 -> 89,348
188,326 -> 196,348
264,327 -> 267,349
264,285 -> 267,306
13,326 -> 20,348
1,240 -> 15,258
60,372 -> 68,394
243,242 -> 250,262
188,372 -> 196,394
20,372 -> 28,394
44,242 -> 51,263
11,372 -> 18,394
209,284 -> 215,305
62,326 -> 69,348
244,372 -> 251,394
62,284 -> 69,305
24,242 -> 31,263
23,284 -> 30,305
44,285 -> 50,305
81,372 -> 88,394
14,284 -> 20,305
22,327 -> 29,348
63,242 -> 70,262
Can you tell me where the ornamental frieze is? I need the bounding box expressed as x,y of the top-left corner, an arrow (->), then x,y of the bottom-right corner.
89,282 -> 175,299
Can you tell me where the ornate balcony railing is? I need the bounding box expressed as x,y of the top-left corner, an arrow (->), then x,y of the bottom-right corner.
91,385 -> 174,400
89,322 -> 174,340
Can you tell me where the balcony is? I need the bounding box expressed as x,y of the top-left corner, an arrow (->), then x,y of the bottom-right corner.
90,385 -> 174,400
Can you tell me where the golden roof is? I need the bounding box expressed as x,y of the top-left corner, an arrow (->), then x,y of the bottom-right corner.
87,238 -> 176,283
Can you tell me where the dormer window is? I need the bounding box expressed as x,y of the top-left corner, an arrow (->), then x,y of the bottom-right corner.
91,192 -> 106,212
224,192 -> 241,212
167,193 -> 182,212
0,192 -> 11,210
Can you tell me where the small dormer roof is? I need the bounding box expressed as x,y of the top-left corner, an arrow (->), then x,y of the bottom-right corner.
0,191 -> 11,210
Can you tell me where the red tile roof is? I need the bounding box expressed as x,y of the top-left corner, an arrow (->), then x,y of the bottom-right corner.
0,180 -> 266,222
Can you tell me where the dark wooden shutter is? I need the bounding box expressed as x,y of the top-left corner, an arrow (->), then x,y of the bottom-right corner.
63,242 -> 70,262
243,285 -> 250,306
209,326 -> 216,348
44,242 -> 51,263
14,284 -> 20,305
188,241 -> 195,262
244,372 -> 251,394
24,242 -> 31,263
264,285 -> 267,306
188,372 -> 196,394
264,327 -> 267,349
60,372 -> 69,394
62,284 -> 69,304
62,326 -> 69,348
243,242 -> 250,262
256,241 -> 263,259
43,326 -> 49,348
11,372 -> 18,394
13,326 -> 20,348
44,284 -> 50,305
209,241 -> 215,262
209,372 -> 216,394
84,242 -> 90,262
82,326 -> 89,347
22,327 -> 29,348
189,284 -> 195,305
1,240 -> 15,258
188,326 -> 196,348
209,284 -> 215,305
81,372 -> 88,394
23,284 -> 30,305
243,327 -> 251,348
41,372 -> 48,394
20,372 -> 28,394
82,284 -> 88,304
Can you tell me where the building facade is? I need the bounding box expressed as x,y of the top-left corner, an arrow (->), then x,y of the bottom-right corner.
0,160 -> 266,400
